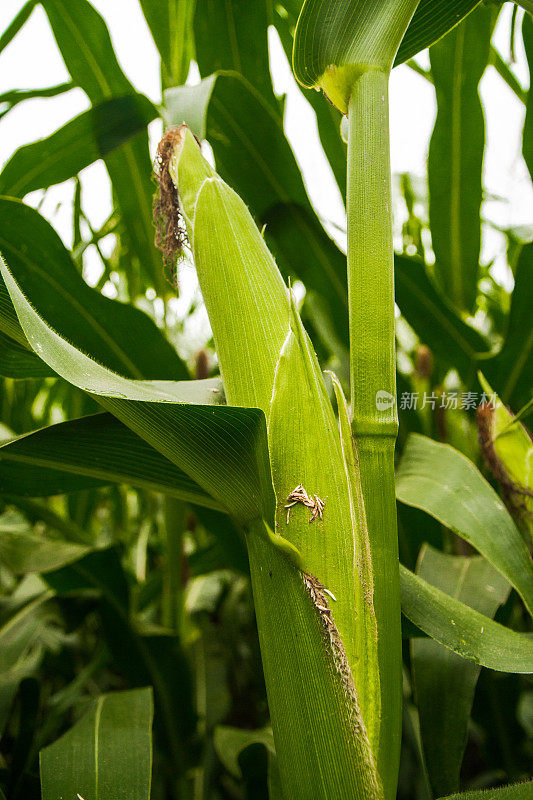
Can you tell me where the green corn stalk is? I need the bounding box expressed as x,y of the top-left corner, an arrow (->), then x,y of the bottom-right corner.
293,1 -> 422,795
167,126 -> 383,798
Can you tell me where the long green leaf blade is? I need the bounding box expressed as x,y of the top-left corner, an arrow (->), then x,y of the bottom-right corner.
40,688 -> 153,800
0,413 -> 223,510
42,0 -> 164,291
0,250 -> 274,523
396,434 -> 533,616
0,94 -> 157,198
428,5 -> 493,312
400,564 -> 533,673
0,198 -> 188,381
395,255 -> 489,380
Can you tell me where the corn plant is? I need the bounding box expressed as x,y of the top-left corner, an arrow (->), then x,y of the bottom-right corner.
0,1 -> 533,799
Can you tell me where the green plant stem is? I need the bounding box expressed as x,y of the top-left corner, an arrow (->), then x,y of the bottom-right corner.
347,68 -> 402,800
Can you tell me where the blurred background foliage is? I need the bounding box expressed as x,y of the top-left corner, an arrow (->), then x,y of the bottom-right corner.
0,1 -> 531,798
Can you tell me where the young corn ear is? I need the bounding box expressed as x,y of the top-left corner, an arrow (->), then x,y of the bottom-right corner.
162,125 -> 383,798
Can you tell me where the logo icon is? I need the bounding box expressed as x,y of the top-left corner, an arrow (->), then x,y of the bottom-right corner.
375,390 -> 395,411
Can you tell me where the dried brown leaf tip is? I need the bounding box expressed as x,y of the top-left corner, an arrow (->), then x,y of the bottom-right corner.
477,402 -> 533,521
153,125 -> 189,285
285,483 -> 326,524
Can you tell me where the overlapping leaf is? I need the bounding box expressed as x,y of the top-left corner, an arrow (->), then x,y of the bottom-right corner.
0,94 -> 157,197
140,0 -> 195,87
412,547 -> 510,796
400,564 -> 533,673
292,0 -> 485,113
0,198 -> 188,381
0,413 -> 223,510
396,434 -> 533,616
0,250 -> 273,524
41,0 -> 163,290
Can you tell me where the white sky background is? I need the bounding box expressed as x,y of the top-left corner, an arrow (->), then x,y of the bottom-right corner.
0,1 -> 531,312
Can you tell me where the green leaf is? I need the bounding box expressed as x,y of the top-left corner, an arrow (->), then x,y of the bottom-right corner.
0,529 -> 90,574
42,0 -> 164,291
163,73 -> 349,349
0,83 -> 74,122
293,0 -> 421,112
0,412 -> 223,511
0,330 -> 55,379
0,1 -> 38,56
437,779 -> 533,799
0,250 -> 274,524
412,547 -> 510,796
0,197 -> 188,381
396,433 -> 533,616
194,0 -> 277,110
395,254 -> 489,380
40,688 -> 153,800
428,5 -> 493,312
480,244 -> 533,410
140,0 -> 195,87
400,563 -> 533,673
394,0 -> 482,65
45,548 -> 197,769
0,94 -> 157,198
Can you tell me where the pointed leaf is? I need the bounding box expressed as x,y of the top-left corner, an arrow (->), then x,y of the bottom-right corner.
400,564 -> 533,673
0,94 -> 157,197
428,5 -> 493,312
396,434 -> 533,616
42,0 -> 164,290
0,252 -> 273,524
0,198 -> 188,380
0,412 -> 223,511
40,688 -> 153,800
